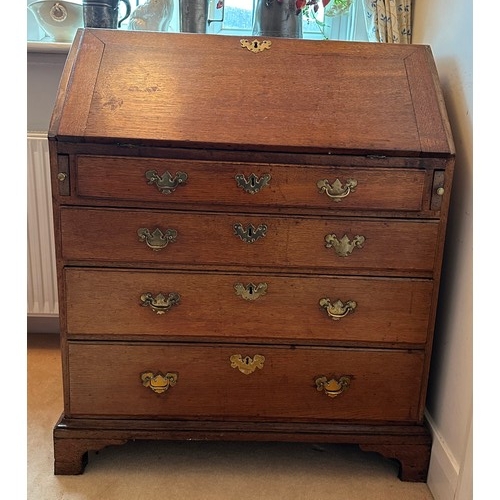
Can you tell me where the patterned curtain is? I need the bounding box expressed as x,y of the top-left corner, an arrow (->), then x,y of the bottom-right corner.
362,0 -> 412,43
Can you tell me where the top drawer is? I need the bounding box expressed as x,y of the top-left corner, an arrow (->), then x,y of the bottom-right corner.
73,156 -> 427,212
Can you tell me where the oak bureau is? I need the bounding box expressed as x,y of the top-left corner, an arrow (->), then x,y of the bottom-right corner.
48,29 -> 455,481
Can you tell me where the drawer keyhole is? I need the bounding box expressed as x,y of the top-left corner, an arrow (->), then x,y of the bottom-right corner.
233,223 -> 267,243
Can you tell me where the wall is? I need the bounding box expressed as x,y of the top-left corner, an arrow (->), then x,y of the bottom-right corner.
412,0 -> 473,499
27,51 -> 67,131
27,49 -> 67,335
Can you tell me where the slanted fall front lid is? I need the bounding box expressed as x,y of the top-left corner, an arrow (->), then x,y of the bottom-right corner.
49,29 -> 453,157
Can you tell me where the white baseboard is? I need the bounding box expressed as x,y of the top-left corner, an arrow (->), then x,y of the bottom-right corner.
426,411 -> 460,500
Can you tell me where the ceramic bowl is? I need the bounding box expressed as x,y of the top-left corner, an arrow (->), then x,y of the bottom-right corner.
28,1 -> 83,43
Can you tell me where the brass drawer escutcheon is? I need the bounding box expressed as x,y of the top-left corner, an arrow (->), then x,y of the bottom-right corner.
325,233 -> 365,257
319,298 -> 357,320
234,282 -> 268,300
240,39 -> 271,53
138,227 -> 177,250
317,178 -> 357,201
315,375 -> 350,398
230,354 -> 265,375
145,170 -> 188,195
234,223 -> 267,243
235,173 -> 271,194
140,292 -> 180,314
141,371 -> 178,394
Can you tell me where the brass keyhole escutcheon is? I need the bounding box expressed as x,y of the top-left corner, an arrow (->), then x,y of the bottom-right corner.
234,223 -> 267,243
230,354 -> 265,375
235,173 -> 271,194
234,282 -> 268,300
240,39 -> 272,53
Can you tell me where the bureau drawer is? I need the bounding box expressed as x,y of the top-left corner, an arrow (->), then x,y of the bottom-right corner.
75,156 -> 427,212
67,342 -> 424,423
60,207 -> 439,275
65,268 -> 433,345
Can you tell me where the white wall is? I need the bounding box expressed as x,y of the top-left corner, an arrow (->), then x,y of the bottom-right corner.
412,0 -> 473,499
27,52 -> 68,131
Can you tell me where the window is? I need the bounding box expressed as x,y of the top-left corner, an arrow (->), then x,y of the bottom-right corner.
27,0 -> 368,44
205,0 -> 368,42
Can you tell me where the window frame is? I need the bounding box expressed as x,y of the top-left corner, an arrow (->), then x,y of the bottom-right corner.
204,0 -> 367,42
27,0 -> 368,44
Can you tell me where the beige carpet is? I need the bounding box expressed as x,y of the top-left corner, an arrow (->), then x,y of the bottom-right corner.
28,333 -> 434,500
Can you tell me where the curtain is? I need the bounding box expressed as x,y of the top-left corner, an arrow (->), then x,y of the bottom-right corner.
362,0 -> 412,43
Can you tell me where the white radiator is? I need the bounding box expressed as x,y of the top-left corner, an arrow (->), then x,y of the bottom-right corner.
27,132 -> 59,316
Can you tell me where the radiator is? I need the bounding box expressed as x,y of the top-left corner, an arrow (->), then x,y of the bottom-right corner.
27,132 -> 59,316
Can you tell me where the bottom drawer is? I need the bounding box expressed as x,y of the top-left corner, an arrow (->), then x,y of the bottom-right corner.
67,342 -> 424,423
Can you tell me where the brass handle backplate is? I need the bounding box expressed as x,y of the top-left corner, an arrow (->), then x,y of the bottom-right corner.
319,298 -> 357,320
138,227 -> 177,251
317,178 -> 357,201
230,354 -> 265,375
315,375 -> 350,398
141,371 -> 178,394
234,223 -> 267,243
235,173 -> 271,194
325,233 -> 365,257
145,170 -> 188,195
234,282 -> 268,300
140,292 -> 180,314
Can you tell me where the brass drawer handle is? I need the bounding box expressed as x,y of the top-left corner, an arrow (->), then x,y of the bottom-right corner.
138,227 -> 177,250
319,298 -> 357,320
234,223 -> 267,243
145,170 -> 188,195
140,292 -> 180,314
315,375 -> 350,398
230,354 -> 265,375
235,173 -> 271,194
234,282 -> 268,300
317,178 -> 357,201
141,371 -> 178,394
325,233 -> 365,257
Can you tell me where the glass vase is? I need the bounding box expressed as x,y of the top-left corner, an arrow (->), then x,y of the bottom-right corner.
252,0 -> 303,38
